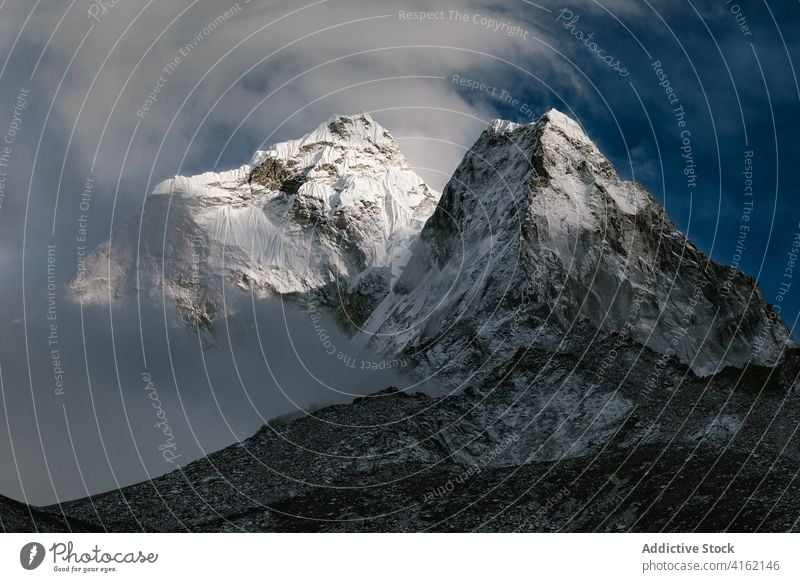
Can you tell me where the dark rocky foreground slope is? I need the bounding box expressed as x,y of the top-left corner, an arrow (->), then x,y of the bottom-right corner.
0,493 -> 95,533
9,333 -> 798,533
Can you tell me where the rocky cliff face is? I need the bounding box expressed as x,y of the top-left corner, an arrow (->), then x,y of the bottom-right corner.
363,109 -> 793,382
70,113 -> 437,328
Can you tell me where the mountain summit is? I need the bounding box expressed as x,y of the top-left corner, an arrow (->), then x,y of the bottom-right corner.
362,109 -> 793,380
70,113 -> 438,325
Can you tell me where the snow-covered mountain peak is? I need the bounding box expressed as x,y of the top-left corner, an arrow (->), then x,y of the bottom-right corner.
478,109 -> 641,219
533,108 -> 604,156
250,112 -> 399,167
489,118 -> 522,134
71,113 -> 438,321
497,109 -> 611,177
487,109 -> 591,145
537,107 -> 590,137
364,108 -> 793,381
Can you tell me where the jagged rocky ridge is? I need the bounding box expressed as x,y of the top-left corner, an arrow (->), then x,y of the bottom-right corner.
9,109 -> 799,533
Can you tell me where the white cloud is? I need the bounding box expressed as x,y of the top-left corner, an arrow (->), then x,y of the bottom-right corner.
3,0 -> 575,194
